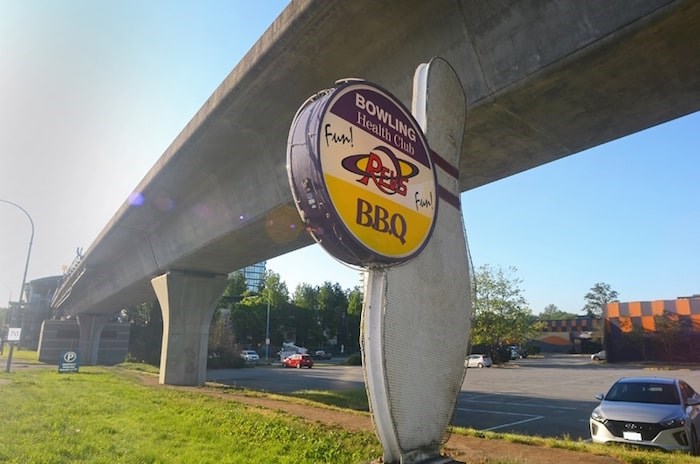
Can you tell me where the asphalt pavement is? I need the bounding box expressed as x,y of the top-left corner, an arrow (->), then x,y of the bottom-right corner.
207,354 -> 700,440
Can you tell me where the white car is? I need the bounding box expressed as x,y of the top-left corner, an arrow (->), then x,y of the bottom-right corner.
590,377 -> 700,453
591,350 -> 606,361
240,350 -> 259,363
465,354 -> 492,368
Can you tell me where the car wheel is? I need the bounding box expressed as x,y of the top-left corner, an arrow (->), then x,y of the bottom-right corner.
592,356 -> 599,361
296,363 -> 301,368
691,426 -> 699,455
477,363 -> 484,368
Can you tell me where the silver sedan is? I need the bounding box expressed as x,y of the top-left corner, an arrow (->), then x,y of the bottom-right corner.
590,376 -> 700,454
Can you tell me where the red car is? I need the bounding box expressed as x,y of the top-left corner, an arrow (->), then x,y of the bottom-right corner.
283,353 -> 314,368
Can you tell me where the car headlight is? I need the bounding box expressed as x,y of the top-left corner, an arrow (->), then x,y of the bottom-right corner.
660,416 -> 686,429
590,409 -> 607,424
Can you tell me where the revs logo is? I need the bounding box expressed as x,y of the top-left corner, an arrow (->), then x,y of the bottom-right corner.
341,146 -> 419,196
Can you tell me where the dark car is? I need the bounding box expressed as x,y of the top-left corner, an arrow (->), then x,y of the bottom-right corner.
590,376 -> 700,454
313,350 -> 332,360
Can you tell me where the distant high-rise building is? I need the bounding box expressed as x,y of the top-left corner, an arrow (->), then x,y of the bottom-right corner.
239,261 -> 267,293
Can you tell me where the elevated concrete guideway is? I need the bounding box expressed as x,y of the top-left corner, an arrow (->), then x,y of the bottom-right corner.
50,1 -> 700,383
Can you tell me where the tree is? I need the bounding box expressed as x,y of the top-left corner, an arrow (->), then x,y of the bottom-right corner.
471,265 -> 539,357
346,286 -> 363,317
654,310 -> 683,361
583,282 -> 619,318
345,286 -> 363,353
126,301 -> 163,365
292,283 -> 319,310
626,324 -> 649,362
318,282 -> 349,348
230,299 -> 267,348
208,309 -> 237,366
225,271 -> 249,297
539,304 -> 578,320
260,270 -> 289,307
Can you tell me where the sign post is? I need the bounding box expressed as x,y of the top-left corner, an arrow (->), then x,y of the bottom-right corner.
4,327 -> 21,373
362,58 -> 471,463
287,61 -> 471,464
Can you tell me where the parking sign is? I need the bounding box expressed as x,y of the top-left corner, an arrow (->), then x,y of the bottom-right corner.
58,350 -> 80,373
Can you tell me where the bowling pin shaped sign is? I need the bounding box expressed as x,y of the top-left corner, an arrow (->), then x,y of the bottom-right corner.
287,58 -> 471,464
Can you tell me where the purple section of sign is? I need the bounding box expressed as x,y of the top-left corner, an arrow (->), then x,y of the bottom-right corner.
328,86 -> 431,168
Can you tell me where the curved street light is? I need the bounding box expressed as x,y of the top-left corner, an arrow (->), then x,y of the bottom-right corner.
0,199 -> 34,372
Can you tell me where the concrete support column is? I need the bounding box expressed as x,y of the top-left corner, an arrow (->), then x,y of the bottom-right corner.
76,313 -> 111,365
151,270 -> 227,386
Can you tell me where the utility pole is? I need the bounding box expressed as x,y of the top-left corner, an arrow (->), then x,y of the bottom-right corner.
1,199 -> 34,373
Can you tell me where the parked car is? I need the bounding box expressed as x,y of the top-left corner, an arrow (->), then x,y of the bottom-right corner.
283,353 -> 314,368
510,345 -> 528,359
590,376 -> 700,453
313,350 -> 332,360
240,350 -> 259,363
591,350 -> 606,361
465,354 -> 492,368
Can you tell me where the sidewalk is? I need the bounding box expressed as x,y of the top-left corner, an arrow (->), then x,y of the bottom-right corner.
0,351 -> 52,371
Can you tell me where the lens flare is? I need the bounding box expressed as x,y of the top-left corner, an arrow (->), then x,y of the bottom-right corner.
128,192 -> 145,206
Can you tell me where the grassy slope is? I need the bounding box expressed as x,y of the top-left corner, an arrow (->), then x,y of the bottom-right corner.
2,361 -> 700,464
0,367 -> 380,464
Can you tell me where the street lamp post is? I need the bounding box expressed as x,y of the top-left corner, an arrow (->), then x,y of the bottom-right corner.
265,298 -> 270,360
1,199 -> 34,373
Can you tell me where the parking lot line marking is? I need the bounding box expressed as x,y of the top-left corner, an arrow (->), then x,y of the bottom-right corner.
484,416 -> 544,431
456,407 -> 539,418
459,398 -> 577,411
455,407 -> 544,431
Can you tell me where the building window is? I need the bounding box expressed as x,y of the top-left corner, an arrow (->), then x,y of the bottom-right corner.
240,261 -> 267,293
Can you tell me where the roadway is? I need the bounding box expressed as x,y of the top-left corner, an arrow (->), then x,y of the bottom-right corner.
207,354 -> 700,440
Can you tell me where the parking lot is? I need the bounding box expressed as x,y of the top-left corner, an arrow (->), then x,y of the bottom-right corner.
208,354 -> 700,440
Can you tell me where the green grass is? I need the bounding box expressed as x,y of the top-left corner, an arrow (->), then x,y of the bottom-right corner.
0,367 -> 380,463
451,426 -> 700,464
118,361 -> 160,375
3,364 -> 700,464
5,347 -> 40,362
286,388 -> 370,411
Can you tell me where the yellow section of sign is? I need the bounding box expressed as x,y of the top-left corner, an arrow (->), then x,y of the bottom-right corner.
324,174 -> 434,258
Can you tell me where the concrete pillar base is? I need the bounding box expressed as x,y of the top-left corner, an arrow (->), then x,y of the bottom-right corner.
76,313 -> 111,365
152,270 -> 227,386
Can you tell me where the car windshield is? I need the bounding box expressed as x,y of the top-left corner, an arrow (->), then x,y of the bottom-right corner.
605,381 -> 679,405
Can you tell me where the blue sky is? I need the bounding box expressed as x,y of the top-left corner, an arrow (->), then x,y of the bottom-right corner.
271,112 -> 699,313
1,1 -> 697,314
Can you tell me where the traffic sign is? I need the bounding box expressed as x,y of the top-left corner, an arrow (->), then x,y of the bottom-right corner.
7,327 -> 21,342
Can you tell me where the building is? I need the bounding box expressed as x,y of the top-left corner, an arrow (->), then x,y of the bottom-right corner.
532,317 -> 602,354
603,296 -> 700,363
239,261 -> 266,293
4,274 -> 130,365
20,276 -> 63,349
